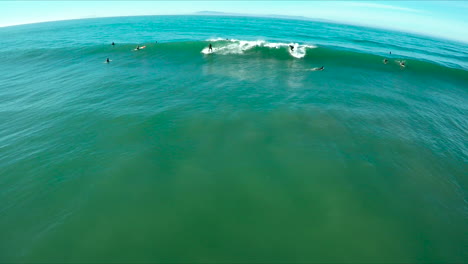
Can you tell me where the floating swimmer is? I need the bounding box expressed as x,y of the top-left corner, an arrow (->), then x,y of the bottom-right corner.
311,66 -> 324,71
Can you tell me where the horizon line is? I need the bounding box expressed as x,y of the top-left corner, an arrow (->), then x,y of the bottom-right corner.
1,12 -> 466,45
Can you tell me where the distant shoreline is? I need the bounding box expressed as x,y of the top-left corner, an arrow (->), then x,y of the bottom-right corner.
1,13 -> 466,45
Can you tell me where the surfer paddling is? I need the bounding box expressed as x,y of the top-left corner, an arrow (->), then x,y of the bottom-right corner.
106,58 -> 110,63
111,42 -> 115,46
383,58 -> 388,64
399,61 -> 406,68
311,66 -> 324,71
134,45 -> 146,51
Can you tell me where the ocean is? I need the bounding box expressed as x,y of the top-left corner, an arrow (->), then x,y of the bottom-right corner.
0,15 -> 467,262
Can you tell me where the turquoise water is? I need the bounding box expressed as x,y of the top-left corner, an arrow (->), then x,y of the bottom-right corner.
0,15 -> 467,262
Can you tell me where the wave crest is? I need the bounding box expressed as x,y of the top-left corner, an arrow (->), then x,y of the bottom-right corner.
202,39 -> 317,58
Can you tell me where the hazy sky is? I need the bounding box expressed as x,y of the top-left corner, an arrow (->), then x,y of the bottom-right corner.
1,1 -> 467,43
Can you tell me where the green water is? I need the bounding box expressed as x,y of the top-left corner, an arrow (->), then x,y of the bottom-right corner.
0,15 -> 467,262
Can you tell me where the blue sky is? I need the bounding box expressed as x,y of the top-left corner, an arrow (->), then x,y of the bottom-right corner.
1,1 -> 467,43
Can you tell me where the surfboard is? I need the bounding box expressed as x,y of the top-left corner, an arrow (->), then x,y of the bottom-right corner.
202,48 -> 214,54
134,46 -> 146,51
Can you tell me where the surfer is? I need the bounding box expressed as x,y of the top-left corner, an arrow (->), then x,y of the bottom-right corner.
289,45 -> 294,51
208,43 -> 213,52
383,58 -> 388,64
311,66 -> 324,71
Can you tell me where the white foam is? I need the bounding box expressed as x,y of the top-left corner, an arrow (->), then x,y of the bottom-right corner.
289,43 -> 306,59
202,40 -> 266,55
264,42 -> 288,49
202,39 -> 317,58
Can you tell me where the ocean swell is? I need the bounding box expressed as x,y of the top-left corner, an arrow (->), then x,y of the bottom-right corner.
202,38 -> 317,58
